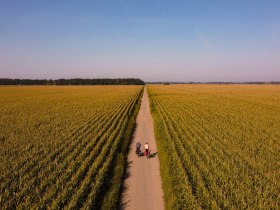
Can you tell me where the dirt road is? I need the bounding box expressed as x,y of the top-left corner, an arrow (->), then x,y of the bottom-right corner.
121,87 -> 164,210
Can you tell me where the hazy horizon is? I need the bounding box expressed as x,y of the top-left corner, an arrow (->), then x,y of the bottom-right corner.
1,1 -> 280,82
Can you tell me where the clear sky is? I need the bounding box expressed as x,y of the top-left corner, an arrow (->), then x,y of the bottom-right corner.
0,0 -> 279,82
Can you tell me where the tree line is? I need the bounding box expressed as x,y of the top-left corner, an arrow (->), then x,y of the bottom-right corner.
0,78 -> 145,85
147,81 -> 280,84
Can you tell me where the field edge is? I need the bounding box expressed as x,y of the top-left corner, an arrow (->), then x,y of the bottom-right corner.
99,86 -> 144,210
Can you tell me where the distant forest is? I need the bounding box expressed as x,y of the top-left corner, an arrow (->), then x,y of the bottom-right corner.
147,81 -> 280,85
0,78 -> 145,85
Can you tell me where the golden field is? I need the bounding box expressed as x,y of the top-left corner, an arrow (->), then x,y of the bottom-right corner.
0,86 -> 143,209
148,84 -> 280,209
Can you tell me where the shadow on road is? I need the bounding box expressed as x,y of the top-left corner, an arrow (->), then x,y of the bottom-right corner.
120,160 -> 133,210
119,122 -> 138,209
147,152 -> 158,158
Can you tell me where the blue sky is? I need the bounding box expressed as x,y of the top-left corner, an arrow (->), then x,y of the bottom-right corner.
0,0 -> 279,82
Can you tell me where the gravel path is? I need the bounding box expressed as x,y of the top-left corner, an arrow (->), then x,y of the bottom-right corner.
121,86 -> 164,210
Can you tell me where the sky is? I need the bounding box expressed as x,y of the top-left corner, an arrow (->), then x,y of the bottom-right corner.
0,0 -> 280,82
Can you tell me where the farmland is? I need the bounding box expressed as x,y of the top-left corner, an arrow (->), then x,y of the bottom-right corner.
148,85 -> 280,209
0,86 -> 143,209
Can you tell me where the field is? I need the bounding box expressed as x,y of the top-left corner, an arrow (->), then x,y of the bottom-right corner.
0,86 -> 143,209
148,85 -> 280,209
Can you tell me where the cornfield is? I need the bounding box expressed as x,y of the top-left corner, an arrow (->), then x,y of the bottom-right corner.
148,84 -> 280,209
0,86 -> 143,209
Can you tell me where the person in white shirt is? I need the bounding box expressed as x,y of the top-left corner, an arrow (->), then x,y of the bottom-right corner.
144,142 -> 149,156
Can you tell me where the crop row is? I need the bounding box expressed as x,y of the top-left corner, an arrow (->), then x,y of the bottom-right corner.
148,84 -> 280,209
0,86 -> 143,209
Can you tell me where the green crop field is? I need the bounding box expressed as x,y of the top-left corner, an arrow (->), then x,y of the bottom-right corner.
148,84 -> 280,209
0,86 -> 143,209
